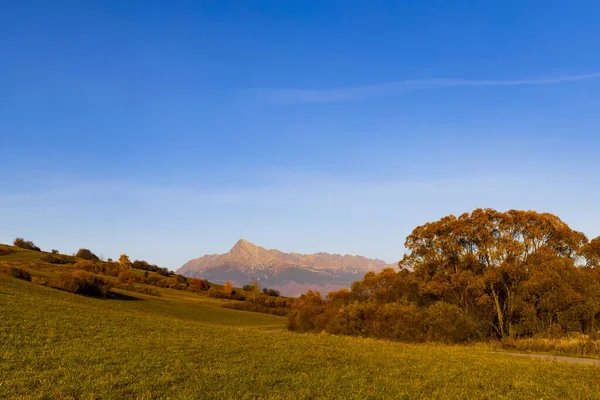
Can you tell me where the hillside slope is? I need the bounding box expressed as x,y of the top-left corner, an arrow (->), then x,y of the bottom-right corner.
178,239 -> 396,296
2,271 -> 600,399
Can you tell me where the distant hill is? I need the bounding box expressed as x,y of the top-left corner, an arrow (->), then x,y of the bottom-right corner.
177,239 -> 396,296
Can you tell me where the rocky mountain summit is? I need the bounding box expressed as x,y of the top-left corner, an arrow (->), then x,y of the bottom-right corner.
177,239 -> 396,296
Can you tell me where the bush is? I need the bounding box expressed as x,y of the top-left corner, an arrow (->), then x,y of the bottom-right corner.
117,271 -> 139,284
51,270 -> 111,297
426,302 -> 477,343
51,249 -> 59,254
41,254 -> 72,264
189,278 -> 210,290
287,291 -> 325,332
76,248 -> 100,261
262,288 -> 280,297
0,246 -> 15,256
8,267 -> 32,281
73,260 -> 103,274
495,336 -> 600,358
131,260 -> 170,276
102,262 -> 121,277
13,238 -> 41,251
208,288 -> 246,301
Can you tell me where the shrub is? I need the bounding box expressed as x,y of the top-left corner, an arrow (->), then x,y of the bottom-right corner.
495,336 -> 600,358
103,262 -> 121,277
74,260 -> 103,274
117,271 -> 139,284
76,248 -> 99,261
51,270 -> 111,297
426,302 -> 477,343
262,288 -> 280,297
131,260 -> 170,276
155,279 -> 168,288
13,238 -> 41,251
8,267 -> 32,281
287,291 -> 325,332
189,278 -> 210,290
208,288 -> 246,301
41,254 -> 72,264
0,246 -> 15,256
51,249 -> 59,254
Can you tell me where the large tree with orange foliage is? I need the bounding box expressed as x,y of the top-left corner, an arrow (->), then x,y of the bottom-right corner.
402,209 -> 588,337
289,209 -> 600,342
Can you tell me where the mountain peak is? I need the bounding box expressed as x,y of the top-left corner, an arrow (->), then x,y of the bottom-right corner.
229,239 -> 273,260
178,241 -> 397,296
231,239 -> 256,253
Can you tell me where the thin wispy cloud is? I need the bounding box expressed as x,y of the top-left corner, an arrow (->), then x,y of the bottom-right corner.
257,72 -> 600,104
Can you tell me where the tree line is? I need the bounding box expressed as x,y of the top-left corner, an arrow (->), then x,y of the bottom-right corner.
288,209 -> 600,342
3,239 -> 209,297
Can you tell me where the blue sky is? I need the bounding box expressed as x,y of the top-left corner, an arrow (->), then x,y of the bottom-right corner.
1,1 -> 600,269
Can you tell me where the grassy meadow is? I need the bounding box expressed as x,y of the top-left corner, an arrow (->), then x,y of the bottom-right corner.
2,247 -> 600,399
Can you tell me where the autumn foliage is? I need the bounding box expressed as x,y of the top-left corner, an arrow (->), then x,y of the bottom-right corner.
13,238 -> 41,251
289,209 -> 600,343
52,270 -> 112,297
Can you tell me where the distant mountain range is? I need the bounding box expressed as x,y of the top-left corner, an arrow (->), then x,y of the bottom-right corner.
177,239 -> 397,297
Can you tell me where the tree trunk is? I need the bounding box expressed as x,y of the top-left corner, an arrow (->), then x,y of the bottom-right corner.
491,288 -> 505,337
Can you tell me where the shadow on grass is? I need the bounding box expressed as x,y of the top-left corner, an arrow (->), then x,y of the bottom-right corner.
108,291 -> 144,301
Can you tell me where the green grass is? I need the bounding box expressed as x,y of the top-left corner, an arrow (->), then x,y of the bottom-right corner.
2,273 -> 600,399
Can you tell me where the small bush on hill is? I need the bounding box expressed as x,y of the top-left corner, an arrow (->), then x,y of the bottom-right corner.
8,267 -> 32,281
131,259 -> 171,276
52,270 -> 111,297
117,271 -> 139,284
189,278 -> 210,290
0,246 -> 15,256
167,282 -> 185,290
74,260 -> 103,274
102,262 -> 122,277
13,238 -> 41,251
209,288 -> 246,301
51,249 -> 59,254
41,254 -> 73,264
262,288 -> 280,297
76,248 -> 100,261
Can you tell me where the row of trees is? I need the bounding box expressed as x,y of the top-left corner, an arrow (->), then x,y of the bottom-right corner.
13,238 -> 41,252
289,209 -> 600,342
209,280 -> 290,315
10,238 -> 175,277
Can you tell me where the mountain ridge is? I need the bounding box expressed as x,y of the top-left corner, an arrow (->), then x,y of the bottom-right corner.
177,239 -> 397,296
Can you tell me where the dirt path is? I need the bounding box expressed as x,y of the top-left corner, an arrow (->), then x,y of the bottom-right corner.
501,352 -> 600,366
